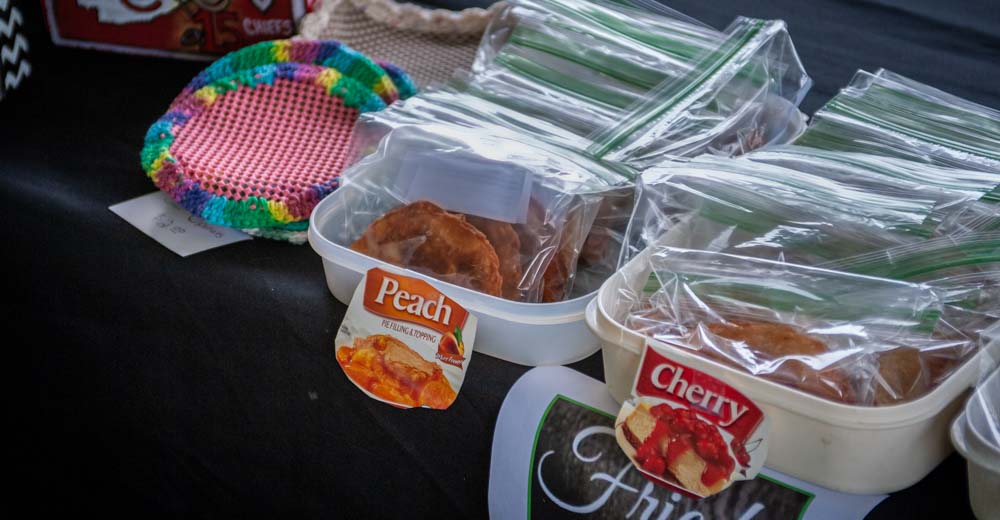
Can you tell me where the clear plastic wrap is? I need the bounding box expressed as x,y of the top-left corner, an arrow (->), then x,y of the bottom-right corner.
747,145 -> 1000,204
620,153 -> 987,267
586,17 -> 810,167
350,0 -> 809,165
350,0 -> 812,174
348,77 -> 604,164
472,0 -> 717,135
330,123 -> 631,302
474,0 -> 811,166
619,247 -> 984,406
823,232 -> 1000,283
796,69 -> 1000,182
821,232 -> 1000,337
342,0 -> 813,302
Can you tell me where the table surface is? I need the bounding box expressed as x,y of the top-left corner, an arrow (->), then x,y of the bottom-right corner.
7,0 -> 998,517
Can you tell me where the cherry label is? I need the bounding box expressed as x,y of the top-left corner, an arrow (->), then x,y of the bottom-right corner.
615,341 -> 769,498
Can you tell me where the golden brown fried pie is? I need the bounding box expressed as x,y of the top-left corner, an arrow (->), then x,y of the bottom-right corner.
873,347 -> 931,405
351,201 -> 503,296
465,215 -> 523,301
705,321 -> 856,404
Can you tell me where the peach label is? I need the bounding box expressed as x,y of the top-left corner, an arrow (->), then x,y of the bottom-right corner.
335,268 -> 477,409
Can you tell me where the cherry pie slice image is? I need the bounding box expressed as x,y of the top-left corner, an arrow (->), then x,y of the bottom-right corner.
615,343 -> 768,498
617,401 -> 737,496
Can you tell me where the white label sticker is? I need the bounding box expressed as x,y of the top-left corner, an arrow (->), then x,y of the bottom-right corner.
396,150 -> 533,224
109,192 -> 252,257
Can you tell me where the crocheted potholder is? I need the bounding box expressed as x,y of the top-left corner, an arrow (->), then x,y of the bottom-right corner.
175,39 -> 417,103
141,40 -> 415,230
299,0 -> 503,87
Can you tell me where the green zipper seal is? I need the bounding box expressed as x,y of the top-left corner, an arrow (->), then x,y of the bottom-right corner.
531,0 -> 720,63
588,19 -> 769,158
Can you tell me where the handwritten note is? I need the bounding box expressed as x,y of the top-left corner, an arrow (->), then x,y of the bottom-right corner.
110,192 -> 251,257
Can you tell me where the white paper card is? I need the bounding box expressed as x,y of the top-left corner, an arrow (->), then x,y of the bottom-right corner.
109,192 -> 251,257
396,150 -> 533,224
489,366 -> 888,520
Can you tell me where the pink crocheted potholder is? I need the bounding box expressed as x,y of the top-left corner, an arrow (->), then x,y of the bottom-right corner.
170,74 -> 356,220
143,61 -> 399,229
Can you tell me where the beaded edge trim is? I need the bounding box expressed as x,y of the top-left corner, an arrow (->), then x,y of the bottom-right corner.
376,60 -> 418,100
141,40 -> 416,230
244,227 -> 309,245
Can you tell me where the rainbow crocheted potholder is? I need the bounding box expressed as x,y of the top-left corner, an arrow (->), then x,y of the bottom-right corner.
175,39 -> 417,105
141,40 -> 415,230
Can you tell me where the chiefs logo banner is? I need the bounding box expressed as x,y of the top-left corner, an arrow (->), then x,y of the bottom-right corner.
43,0 -> 308,58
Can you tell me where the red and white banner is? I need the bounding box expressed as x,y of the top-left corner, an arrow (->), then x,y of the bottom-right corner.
42,0 -> 309,59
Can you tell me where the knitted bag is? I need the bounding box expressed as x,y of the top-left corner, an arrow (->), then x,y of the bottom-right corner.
141,40 -> 415,234
298,0 -> 503,87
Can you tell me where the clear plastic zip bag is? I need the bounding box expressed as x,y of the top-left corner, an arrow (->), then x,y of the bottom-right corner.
331,122 -> 631,302
344,0 -> 813,301
351,0 -> 746,162
344,83 -> 640,300
352,0 -> 811,173
796,69 -> 1000,180
468,0 -> 727,151
349,76 -> 604,164
620,247 -> 986,406
475,0 -> 722,87
746,145 -> 1000,204
821,232 -> 1000,339
474,0 -> 811,167
620,153 -> 983,268
585,17 -> 810,168
742,145 -> 1000,237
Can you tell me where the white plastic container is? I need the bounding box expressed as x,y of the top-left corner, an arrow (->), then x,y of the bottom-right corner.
951,367 -> 1000,520
308,191 -> 601,366
586,249 -> 1000,494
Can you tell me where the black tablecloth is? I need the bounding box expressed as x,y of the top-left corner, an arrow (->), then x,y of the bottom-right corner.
7,0 -> 998,517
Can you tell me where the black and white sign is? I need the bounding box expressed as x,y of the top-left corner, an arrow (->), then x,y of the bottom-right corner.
490,367 -> 887,520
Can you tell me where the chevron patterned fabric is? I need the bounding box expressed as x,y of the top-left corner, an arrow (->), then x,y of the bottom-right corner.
0,0 -> 30,101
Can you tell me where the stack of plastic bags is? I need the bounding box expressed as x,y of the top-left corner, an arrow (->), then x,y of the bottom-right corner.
796,69 -> 1000,181
353,0 -> 811,167
331,0 -> 813,302
614,70 -> 1000,406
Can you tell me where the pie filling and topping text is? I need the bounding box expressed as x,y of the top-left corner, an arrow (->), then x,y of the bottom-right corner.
335,268 -> 476,409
